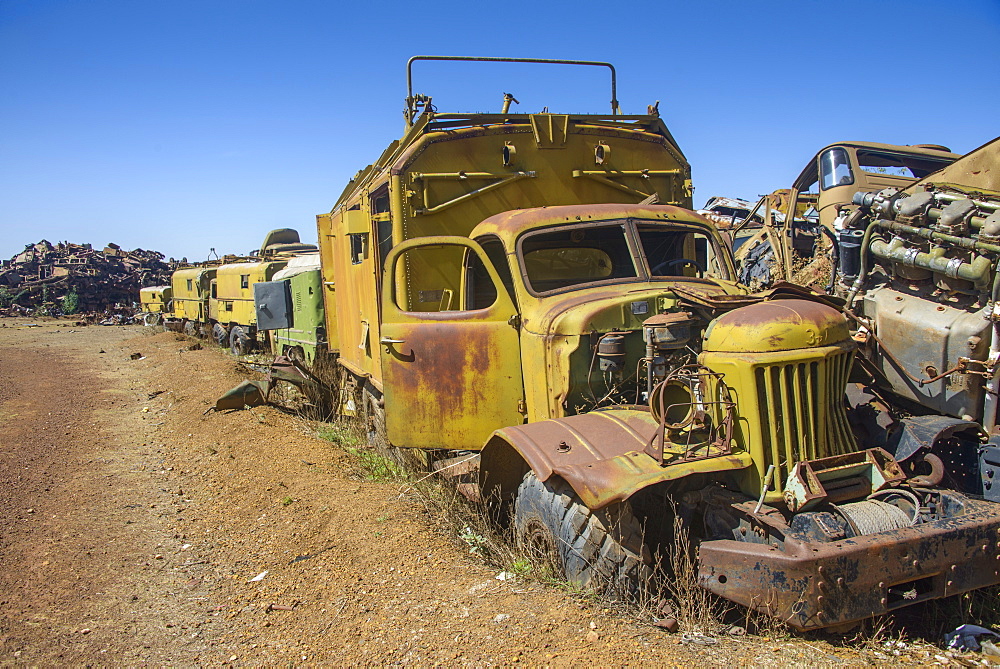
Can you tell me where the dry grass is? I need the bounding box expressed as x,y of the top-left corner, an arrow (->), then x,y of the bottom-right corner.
315,413 -> 997,650
316,416 -> 603,594
317,415 -> 754,633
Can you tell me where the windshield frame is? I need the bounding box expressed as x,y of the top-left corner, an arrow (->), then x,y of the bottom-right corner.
514,218 -> 731,297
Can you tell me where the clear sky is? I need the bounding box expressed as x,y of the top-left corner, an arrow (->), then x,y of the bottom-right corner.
2,0 -> 998,262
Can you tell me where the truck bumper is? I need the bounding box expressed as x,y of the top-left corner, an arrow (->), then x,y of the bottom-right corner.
697,500 -> 1000,630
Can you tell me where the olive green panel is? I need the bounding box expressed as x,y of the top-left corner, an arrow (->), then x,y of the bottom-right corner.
269,268 -> 327,363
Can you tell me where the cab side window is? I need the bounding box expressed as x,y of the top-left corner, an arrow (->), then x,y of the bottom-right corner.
393,245 -> 474,313
475,236 -> 517,309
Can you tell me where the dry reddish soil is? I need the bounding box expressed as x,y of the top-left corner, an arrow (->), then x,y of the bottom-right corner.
0,318 -> 976,665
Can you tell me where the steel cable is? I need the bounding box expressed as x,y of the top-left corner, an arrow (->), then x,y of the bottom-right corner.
835,499 -> 912,536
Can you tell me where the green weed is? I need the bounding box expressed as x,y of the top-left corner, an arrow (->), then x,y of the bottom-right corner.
60,289 -> 80,314
316,421 -> 362,447
344,446 -> 406,482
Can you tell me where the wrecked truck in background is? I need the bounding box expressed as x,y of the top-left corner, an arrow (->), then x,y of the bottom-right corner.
734,141 -> 959,288
304,57 -> 1000,631
139,285 -> 172,325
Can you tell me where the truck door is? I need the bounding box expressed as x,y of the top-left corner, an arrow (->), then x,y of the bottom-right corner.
379,237 -> 525,451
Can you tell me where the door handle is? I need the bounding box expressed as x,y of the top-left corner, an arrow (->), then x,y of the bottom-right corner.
380,337 -> 406,345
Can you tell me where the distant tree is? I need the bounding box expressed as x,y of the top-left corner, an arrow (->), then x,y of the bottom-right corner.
61,289 -> 80,315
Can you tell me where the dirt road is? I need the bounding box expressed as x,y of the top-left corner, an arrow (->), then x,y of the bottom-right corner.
0,319 -> 952,665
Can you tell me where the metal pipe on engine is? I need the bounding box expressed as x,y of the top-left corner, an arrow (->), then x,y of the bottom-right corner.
875,219 -> 1000,255
845,220 -> 881,306
869,237 -> 993,290
935,191 -> 1000,213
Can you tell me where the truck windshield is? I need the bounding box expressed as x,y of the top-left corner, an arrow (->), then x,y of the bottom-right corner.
518,220 -> 727,294
637,225 -> 720,278
820,147 -> 854,190
856,149 -> 955,179
521,224 -> 638,293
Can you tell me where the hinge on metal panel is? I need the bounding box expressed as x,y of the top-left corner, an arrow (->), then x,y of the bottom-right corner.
517,399 -> 527,415
508,314 -> 521,329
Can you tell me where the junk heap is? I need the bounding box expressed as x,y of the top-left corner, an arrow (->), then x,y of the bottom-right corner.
0,240 -> 177,317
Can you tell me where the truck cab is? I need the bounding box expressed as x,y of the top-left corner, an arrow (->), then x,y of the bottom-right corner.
378,203 -> 741,451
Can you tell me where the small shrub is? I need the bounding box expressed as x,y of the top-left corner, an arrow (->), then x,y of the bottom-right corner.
61,289 -> 80,315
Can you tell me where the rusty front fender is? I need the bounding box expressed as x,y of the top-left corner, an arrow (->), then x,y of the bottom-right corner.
479,408 -> 752,510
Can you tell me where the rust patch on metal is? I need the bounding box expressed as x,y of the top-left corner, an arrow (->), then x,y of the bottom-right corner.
699,498 -> 1000,631
491,409 -> 752,509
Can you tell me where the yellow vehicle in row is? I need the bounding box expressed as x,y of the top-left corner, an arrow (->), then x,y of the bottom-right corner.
168,265 -> 217,336
138,285 -> 172,326
166,229 -> 316,352
308,58 -> 1000,630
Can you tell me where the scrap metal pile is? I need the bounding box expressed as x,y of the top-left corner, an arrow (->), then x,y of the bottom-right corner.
0,239 -> 177,317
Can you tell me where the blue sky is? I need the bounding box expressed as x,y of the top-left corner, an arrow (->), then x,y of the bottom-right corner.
2,0 -> 998,262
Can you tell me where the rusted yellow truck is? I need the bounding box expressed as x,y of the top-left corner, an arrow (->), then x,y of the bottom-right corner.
167,264 -> 218,336
313,58 -> 1000,630
164,229 -> 316,351
138,285 -> 172,326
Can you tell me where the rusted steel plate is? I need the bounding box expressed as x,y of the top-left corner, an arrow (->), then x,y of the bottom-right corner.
698,499 -> 1000,630
493,409 -> 751,509
380,320 -> 524,451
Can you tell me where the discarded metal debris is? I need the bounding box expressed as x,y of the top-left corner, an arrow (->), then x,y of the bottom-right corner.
945,624 -> 1000,652
207,380 -> 269,413
0,239 -> 176,317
